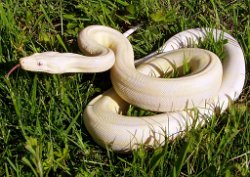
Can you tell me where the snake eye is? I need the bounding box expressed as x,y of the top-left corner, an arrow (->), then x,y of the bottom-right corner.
38,61 -> 43,66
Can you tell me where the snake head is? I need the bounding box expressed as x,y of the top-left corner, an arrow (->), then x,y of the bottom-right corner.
20,52 -> 60,73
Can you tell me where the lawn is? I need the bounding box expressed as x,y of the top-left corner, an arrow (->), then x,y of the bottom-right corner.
0,0 -> 249,176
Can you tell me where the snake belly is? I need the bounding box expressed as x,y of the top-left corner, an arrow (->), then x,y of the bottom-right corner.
82,26 -> 245,152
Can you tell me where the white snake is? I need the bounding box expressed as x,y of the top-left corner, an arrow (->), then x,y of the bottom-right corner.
19,25 -> 245,152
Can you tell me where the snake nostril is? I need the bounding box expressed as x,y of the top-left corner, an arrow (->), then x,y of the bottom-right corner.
20,59 -> 25,66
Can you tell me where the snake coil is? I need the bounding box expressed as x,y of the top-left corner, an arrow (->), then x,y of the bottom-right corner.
19,26 -> 245,152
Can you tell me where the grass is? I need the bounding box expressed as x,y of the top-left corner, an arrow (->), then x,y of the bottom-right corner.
0,0 -> 249,176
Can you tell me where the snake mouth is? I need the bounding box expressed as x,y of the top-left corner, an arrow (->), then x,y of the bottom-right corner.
5,56 -> 43,77
19,57 -> 34,71
19,57 -> 50,73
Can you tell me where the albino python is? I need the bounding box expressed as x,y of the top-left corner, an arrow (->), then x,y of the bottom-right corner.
16,25 -> 245,152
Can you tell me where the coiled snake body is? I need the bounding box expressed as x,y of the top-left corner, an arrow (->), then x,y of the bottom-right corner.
20,26 -> 245,152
